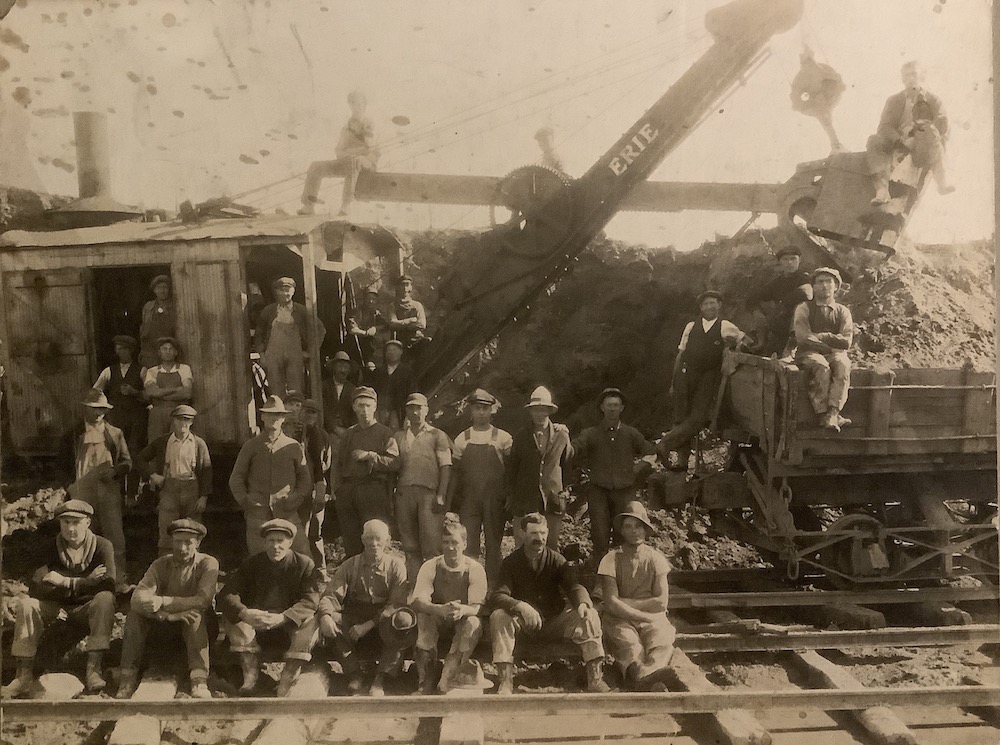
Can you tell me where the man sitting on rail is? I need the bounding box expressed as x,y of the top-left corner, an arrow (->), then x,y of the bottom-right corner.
316,519 -> 414,697
219,519 -> 323,696
792,267 -> 854,432
489,513 -> 610,695
659,291 -> 743,471
116,519 -> 219,700
2,500 -> 116,697
598,501 -> 675,691
410,515 -> 487,694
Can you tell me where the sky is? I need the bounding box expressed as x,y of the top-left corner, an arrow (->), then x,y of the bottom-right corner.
0,0 -> 993,249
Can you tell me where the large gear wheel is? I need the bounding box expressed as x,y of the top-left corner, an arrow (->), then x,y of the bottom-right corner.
489,165 -> 576,258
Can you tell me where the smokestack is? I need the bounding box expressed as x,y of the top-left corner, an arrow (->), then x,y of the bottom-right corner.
45,111 -> 142,229
74,111 -> 112,200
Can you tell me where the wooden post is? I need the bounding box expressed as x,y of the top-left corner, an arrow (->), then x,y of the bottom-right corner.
866,371 -> 894,456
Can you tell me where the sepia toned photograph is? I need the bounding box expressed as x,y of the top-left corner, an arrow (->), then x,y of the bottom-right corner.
0,1 -> 997,744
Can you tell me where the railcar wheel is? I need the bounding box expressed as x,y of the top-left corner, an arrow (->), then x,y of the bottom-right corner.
819,513 -> 892,589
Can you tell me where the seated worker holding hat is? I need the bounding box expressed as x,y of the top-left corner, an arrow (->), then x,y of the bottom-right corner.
393,392 -> 453,581
572,388 -> 657,566
409,515 -> 487,694
282,393 -> 333,568
256,277 -> 325,399
598,501 -> 675,692
316,519 -> 414,696
229,395 -> 313,556
116,519 -> 219,700
793,267 -> 854,432
135,404 -> 212,556
746,246 -> 812,358
489,512 -> 609,695
347,286 -> 386,371
2,500 -> 116,697
321,351 -> 358,441
139,274 -> 177,368
659,291 -> 743,471
371,338 -> 415,429
66,389 -> 132,582
387,275 -> 428,352
507,386 -> 573,549
143,336 -> 193,442
219,518 -> 323,696
333,386 -> 400,557
93,334 -> 147,499
449,388 -> 512,587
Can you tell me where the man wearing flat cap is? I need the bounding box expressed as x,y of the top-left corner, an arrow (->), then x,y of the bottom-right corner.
317,519 -> 414,696
449,388 -> 512,585
347,286 -> 386,370
219,518 -> 323,696
393,392 -> 453,581
136,405 -> 212,556
334,386 -> 400,557
66,389 -> 132,579
659,291 -> 743,471
140,274 -> 176,368
116,519 -> 219,700
371,338 -> 415,429
143,336 -> 193,441
572,388 -> 658,565
598,501 -> 675,692
793,267 -> 854,431
230,395 -> 313,556
507,386 -> 573,549
387,275 -> 428,351
93,335 -> 147,499
256,277 -> 324,399
747,246 -> 813,357
2,500 -> 116,697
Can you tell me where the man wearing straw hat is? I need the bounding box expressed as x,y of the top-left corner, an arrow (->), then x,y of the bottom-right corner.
317,519 -> 414,696
229,395 -> 313,556
597,501 -> 675,691
506,385 -> 573,549
66,389 -> 132,579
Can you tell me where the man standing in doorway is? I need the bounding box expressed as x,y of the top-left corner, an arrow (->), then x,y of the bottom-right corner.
92,335 -> 146,500
256,277 -> 312,399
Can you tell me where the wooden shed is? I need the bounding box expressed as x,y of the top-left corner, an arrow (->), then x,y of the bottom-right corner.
0,216 -> 403,458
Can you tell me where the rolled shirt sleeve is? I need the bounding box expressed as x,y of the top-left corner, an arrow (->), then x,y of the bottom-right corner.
409,558 -> 437,605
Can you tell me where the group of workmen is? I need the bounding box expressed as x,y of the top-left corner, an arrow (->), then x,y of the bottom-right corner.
2,237 -> 854,700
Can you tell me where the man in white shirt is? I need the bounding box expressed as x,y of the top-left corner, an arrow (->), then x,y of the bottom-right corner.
660,291 -> 742,470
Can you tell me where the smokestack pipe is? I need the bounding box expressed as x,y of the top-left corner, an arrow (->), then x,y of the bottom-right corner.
73,111 -> 112,200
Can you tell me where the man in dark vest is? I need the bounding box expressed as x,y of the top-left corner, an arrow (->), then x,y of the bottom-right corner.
92,335 -> 147,499
659,291 -> 743,471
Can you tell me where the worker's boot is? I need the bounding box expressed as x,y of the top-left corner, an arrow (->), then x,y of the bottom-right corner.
190,676 -> 212,699
495,662 -> 514,696
115,667 -> 140,699
238,653 -> 259,694
85,651 -> 107,693
1,657 -> 35,699
438,653 -> 461,693
414,648 -> 436,695
276,659 -> 304,697
368,671 -> 386,697
585,658 -> 611,693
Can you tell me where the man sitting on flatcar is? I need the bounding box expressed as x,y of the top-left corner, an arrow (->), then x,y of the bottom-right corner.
792,267 -> 854,432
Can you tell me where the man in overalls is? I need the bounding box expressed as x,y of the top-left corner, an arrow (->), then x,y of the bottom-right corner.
449,388 -> 512,586
143,337 -> 193,442
93,335 -> 147,500
256,277 -> 309,399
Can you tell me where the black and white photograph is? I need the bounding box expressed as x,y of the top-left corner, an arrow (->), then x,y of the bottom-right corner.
0,1 -> 997,744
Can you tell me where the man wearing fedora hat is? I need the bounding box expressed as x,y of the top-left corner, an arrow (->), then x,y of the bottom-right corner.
140,274 -> 176,368
371,338 -> 414,429
256,277 -> 325,399
409,516 -> 487,694
116,519 -> 219,700
449,388 -> 512,585
747,246 -> 813,357
507,386 -> 573,549
598,501 -> 675,691
317,519 -> 414,696
793,267 -> 854,431
2,500 -> 116,697
572,388 -> 658,565
93,335 -> 147,498
333,387 -> 400,556
135,405 -> 212,556
394,392 -> 453,581
229,395 -> 313,556
143,336 -> 193,442
660,291 -> 743,471
322,350 -> 357,440
219,518 -> 323,696
66,389 -> 132,580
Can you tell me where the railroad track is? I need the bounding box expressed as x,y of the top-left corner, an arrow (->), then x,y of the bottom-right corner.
4,619 -> 999,745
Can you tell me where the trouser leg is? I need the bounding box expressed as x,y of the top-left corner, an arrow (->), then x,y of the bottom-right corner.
226,619 -> 260,654
459,502 -> 484,561
336,487 -> 363,557
448,616 -> 482,656
544,606 -> 604,662
341,156 -> 376,211
118,610 -> 154,671
157,479 -> 184,555
602,617 -> 643,674
796,351 -> 832,414
243,503 -> 271,556
827,351 -> 852,412
417,487 -> 444,561
181,611 -> 211,679
395,485 -> 423,580
489,608 -> 519,664
866,133 -> 895,199
482,496 -> 505,586
68,591 -> 115,652
286,350 -> 305,398
76,477 -> 127,578
587,485 -> 613,563
636,616 -> 676,678
415,612 -> 442,652
301,160 -> 341,204
285,615 -> 319,662
10,597 -> 60,658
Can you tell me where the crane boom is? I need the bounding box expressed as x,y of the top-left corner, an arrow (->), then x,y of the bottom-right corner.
413,0 -> 803,396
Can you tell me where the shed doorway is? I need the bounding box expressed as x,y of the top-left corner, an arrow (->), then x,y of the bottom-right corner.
90,264 -> 171,373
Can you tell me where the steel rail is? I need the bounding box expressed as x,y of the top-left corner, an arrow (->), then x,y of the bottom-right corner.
5,686 -> 1000,721
669,585 -> 999,609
